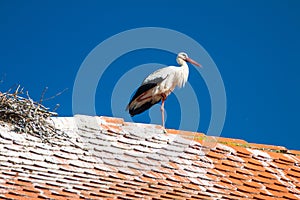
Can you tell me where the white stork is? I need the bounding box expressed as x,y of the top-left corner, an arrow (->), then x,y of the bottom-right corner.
126,52 -> 201,128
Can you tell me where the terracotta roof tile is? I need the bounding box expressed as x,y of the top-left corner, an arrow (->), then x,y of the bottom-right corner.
139,186 -> 165,196
182,182 -> 207,191
238,184 -> 260,195
288,150 -> 300,156
249,143 -> 287,151
220,159 -> 242,170
231,190 -> 252,198
228,171 -> 249,181
206,150 -> 226,160
160,193 -> 186,199
253,175 -> 276,184
190,192 -> 221,199
215,162 -> 236,173
258,170 -> 280,180
165,173 -> 190,183
216,137 -> 248,145
261,188 -> 284,198
244,162 -> 267,172
150,167 -> 173,175
234,147 -> 253,157
166,190 -> 193,198
227,176 -> 244,186
269,160 -> 291,170
283,192 -> 300,200
0,115 -> 299,199
227,154 -> 246,163
100,116 -> 124,124
236,167 -> 255,176
291,165 -> 300,174
206,168 -> 226,178
285,175 -> 300,184
214,181 -> 236,191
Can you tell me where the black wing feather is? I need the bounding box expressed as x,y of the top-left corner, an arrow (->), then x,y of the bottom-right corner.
127,83 -> 161,116
129,98 -> 161,116
127,74 -> 168,116
128,83 -> 157,105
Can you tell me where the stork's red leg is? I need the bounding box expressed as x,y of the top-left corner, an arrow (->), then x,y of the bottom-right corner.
160,93 -> 167,128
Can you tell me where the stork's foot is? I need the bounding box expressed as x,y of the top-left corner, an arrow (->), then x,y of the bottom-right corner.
162,127 -> 167,134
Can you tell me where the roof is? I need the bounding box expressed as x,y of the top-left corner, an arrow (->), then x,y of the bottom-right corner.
0,115 -> 299,200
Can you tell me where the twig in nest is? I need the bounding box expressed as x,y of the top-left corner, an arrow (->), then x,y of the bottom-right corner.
35,87 -> 48,114
44,88 -> 68,101
53,104 -> 60,112
0,73 -> 6,84
0,85 -> 68,144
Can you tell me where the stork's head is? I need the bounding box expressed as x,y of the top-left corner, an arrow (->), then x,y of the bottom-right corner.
177,52 -> 201,67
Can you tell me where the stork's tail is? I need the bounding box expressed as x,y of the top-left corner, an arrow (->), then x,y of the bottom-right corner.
127,97 -> 161,116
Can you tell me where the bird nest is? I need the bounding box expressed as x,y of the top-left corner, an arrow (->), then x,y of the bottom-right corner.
0,85 -> 68,143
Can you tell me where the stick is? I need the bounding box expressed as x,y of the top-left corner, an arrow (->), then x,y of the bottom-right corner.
44,88 -> 68,101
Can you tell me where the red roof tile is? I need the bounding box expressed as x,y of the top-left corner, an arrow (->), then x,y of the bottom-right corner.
0,115 -> 299,199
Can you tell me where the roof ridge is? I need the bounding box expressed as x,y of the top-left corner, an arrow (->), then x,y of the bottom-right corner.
95,115 -> 299,154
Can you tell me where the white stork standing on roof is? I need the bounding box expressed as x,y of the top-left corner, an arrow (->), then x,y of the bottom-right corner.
126,52 -> 201,128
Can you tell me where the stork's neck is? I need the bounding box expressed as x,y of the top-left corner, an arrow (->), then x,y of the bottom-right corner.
180,60 -> 189,72
177,60 -> 189,88
176,57 -> 189,77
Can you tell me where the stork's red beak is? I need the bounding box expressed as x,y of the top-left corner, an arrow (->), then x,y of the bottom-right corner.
186,57 -> 202,67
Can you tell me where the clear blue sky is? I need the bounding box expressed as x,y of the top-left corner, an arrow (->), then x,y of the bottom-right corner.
0,1 -> 299,150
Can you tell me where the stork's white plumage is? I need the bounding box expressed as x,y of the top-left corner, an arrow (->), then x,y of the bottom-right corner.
126,52 -> 201,128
